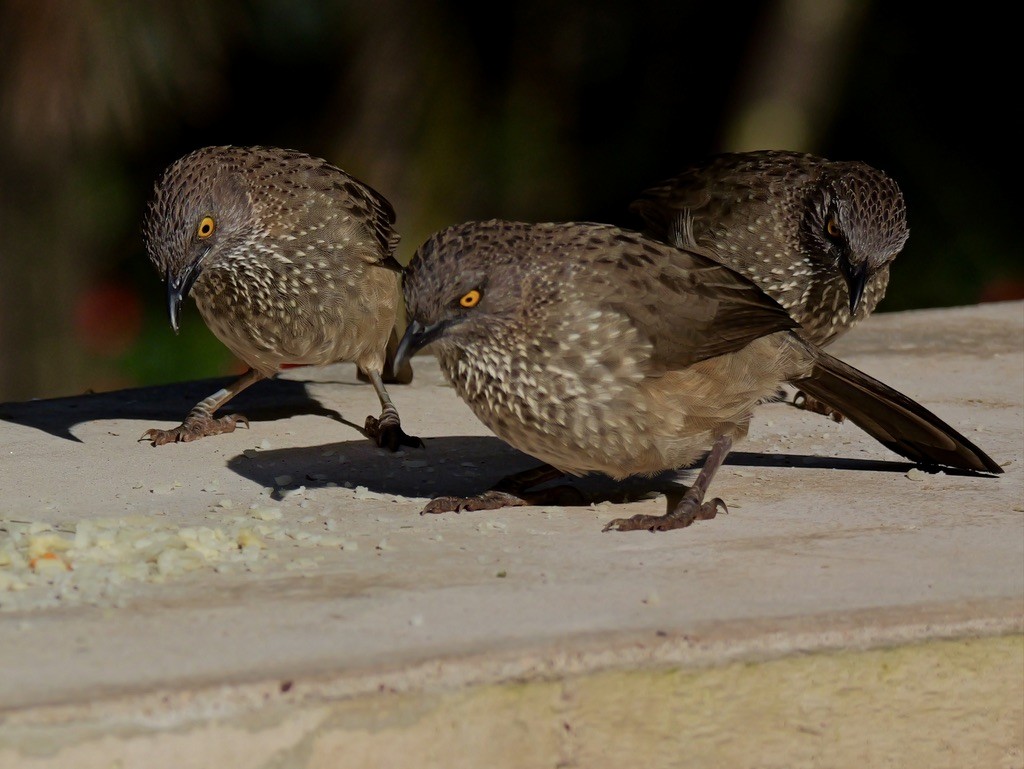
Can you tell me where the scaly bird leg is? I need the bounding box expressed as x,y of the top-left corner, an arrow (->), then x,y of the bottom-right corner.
357,327 -> 415,385
362,368 -> 423,451
421,463 -> 586,515
141,368 -> 265,446
603,435 -> 733,532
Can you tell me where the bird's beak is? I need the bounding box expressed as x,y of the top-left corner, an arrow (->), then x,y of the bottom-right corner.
166,272 -> 186,335
842,260 -> 869,315
394,318 -> 455,372
166,248 -> 210,334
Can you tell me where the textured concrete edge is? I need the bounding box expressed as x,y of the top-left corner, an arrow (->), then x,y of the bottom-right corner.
2,596 -> 1020,732
2,634 -> 1021,769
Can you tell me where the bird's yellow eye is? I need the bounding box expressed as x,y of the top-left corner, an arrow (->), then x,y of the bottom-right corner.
826,217 -> 841,238
459,289 -> 482,308
197,216 -> 216,239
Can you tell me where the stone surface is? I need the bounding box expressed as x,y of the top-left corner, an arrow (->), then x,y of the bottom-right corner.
0,301 -> 1021,767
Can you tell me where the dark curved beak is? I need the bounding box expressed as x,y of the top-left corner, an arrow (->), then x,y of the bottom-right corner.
394,318 -> 455,372
166,249 -> 209,334
841,260 -> 869,315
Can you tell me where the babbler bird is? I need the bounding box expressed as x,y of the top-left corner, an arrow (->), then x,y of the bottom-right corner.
631,150 -> 909,420
140,145 -> 420,450
395,220 -> 1000,532
630,150 -> 908,347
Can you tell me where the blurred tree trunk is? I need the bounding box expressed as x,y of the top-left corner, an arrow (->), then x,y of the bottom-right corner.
722,0 -> 869,152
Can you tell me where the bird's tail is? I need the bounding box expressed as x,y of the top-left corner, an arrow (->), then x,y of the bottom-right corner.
792,345 -> 1003,474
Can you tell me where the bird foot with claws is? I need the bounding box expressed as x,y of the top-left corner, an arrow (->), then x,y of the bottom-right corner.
421,484 -> 586,515
792,391 -> 845,422
140,413 -> 249,446
364,414 -> 424,451
603,497 -> 727,532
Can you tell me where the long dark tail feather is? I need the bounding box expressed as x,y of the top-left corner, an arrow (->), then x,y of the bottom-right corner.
792,347 -> 1003,475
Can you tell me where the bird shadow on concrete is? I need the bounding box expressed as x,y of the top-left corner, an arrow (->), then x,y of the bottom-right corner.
224,435 -> 972,509
0,376 -> 355,443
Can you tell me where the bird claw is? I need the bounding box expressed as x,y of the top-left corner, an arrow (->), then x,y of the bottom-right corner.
421,484 -> 586,516
421,490 -> 532,515
602,497 -> 727,532
140,413 -> 249,446
792,391 -> 845,422
364,414 -> 423,451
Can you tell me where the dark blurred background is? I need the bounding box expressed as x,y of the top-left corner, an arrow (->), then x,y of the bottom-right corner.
0,0 -> 1019,403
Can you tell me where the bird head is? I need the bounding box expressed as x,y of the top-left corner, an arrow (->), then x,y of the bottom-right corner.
800,162 -> 909,315
142,146 -> 255,333
395,220 -> 537,371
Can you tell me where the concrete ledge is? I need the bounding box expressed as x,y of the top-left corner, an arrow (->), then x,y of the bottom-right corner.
0,301 -> 1021,767
3,632 -> 1021,769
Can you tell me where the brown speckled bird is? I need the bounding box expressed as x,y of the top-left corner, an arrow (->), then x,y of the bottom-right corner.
395,220 -> 1000,532
630,150 -> 909,347
140,145 -> 419,450
632,150 -> 909,420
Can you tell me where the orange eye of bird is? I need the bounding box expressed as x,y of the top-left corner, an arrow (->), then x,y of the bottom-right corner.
197,216 -> 216,239
825,217 -> 841,239
459,289 -> 482,308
